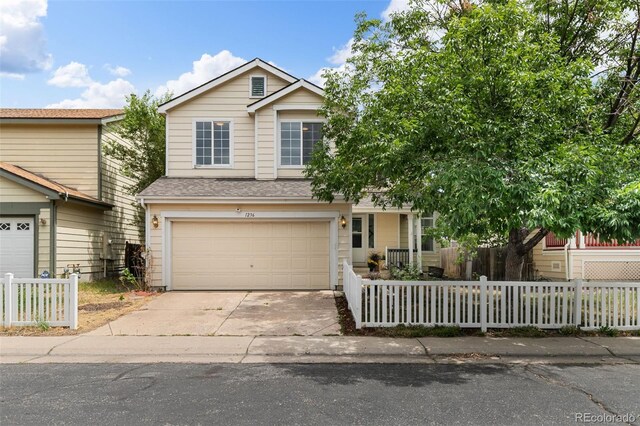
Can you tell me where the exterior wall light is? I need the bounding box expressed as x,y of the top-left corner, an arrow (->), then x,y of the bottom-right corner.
340,215 -> 347,229
152,215 -> 159,229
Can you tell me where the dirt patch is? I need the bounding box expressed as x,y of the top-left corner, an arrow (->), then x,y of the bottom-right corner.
0,281 -> 156,336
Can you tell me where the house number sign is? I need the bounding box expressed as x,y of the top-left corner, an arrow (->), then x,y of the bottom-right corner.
244,212 -> 255,218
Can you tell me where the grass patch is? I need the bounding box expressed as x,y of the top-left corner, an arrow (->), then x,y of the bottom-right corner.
0,278 -> 156,336
490,326 -> 547,338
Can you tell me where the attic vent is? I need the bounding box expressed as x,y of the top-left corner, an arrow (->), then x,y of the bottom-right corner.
250,76 -> 266,97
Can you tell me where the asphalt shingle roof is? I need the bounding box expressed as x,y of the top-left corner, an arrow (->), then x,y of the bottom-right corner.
0,109 -> 123,119
138,178 -> 318,199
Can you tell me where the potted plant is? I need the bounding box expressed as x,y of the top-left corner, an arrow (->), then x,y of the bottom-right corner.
367,251 -> 382,272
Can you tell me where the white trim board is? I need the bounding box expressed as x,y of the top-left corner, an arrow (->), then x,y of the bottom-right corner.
158,59 -> 296,113
247,80 -> 324,113
161,210 -> 340,290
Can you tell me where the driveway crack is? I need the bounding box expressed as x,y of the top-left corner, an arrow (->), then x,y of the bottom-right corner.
576,336 -> 638,364
239,336 -> 256,363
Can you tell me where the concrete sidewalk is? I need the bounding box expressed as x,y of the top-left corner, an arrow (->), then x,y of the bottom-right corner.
1,335 -> 638,364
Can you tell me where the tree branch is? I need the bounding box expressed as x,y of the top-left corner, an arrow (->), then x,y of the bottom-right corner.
520,227 -> 550,255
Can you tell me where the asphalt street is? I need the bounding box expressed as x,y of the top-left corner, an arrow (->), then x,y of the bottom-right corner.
1,363 -> 638,425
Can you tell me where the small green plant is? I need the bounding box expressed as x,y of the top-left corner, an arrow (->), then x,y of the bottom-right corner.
501,326 -> 546,338
367,251 -> 382,272
559,325 -> 580,336
119,294 -> 125,301
34,316 -> 50,331
120,268 -> 141,290
598,325 -> 620,337
390,263 -> 422,281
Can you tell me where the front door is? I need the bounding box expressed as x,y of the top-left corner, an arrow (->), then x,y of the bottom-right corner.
352,215 -> 367,264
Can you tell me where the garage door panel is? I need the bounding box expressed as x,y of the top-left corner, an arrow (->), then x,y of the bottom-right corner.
171,220 -> 330,290
0,217 -> 34,278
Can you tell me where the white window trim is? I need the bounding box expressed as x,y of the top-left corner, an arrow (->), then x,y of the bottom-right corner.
249,74 -> 267,98
277,119 -> 325,169
420,215 -> 436,253
192,118 -> 234,169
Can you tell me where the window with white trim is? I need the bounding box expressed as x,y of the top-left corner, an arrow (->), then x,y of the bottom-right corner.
420,215 -> 435,251
280,121 -> 323,166
250,75 -> 266,97
195,120 -> 231,166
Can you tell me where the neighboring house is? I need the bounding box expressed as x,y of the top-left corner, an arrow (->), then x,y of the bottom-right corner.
532,231 -> 640,281
0,109 -> 141,280
139,58 -> 441,291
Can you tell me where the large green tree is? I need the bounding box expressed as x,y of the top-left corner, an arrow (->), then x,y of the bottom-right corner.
104,91 -> 170,239
306,0 -> 640,280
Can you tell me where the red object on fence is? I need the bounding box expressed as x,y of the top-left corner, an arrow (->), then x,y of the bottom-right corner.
545,233 -> 567,248
583,234 -> 640,247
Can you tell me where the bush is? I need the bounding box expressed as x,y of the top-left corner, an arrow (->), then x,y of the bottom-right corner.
390,263 -> 422,281
598,325 -> 620,337
559,325 -> 580,336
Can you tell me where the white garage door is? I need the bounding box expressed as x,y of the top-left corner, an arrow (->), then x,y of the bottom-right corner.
171,221 -> 330,290
0,217 -> 35,278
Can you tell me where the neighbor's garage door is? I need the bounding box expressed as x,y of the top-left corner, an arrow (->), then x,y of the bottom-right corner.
0,217 -> 34,278
171,221 -> 330,290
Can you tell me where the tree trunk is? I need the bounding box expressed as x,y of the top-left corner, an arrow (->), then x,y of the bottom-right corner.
504,227 -> 550,281
505,241 -> 525,281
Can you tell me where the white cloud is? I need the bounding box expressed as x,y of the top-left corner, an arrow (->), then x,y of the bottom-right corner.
47,62 -> 92,87
155,50 -> 246,97
308,39 -> 354,86
105,64 -> 131,77
0,72 -> 25,80
381,0 -> 410,21
46,78 -> 135,108
0,0 -> 52,75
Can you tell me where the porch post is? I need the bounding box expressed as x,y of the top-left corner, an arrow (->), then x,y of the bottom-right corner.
408,214 -> 414,265
416,216 -> 422,271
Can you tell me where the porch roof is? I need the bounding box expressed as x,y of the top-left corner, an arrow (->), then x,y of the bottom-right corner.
352,196 -> 413,213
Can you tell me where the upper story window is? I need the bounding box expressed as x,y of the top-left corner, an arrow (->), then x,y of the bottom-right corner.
194,120 -> 232,167
280,121 -> 323,167
250,75 -> 267,98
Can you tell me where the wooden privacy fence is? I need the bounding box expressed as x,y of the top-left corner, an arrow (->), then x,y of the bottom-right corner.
1,273 -> 78,329
343,261 -> 640,331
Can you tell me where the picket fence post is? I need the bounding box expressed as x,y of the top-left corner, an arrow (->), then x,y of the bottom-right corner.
69,273 -> 79,330
4,273 -> 13,327
574,278 -> 583,327
480,275 -> 488,332
355,274 -> 363,329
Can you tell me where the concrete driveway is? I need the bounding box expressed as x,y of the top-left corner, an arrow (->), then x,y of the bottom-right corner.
88,291 -> 341,337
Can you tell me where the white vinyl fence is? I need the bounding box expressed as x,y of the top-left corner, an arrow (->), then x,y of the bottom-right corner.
343,261 -> 640,331
1,273 -> 78,329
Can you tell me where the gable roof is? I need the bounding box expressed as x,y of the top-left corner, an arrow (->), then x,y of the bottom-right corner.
246,79 -> 324,113
0,162 -> 112,210
157,58 -> 298,113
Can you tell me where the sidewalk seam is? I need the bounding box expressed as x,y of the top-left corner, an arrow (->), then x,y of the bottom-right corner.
415,338 -> 435,362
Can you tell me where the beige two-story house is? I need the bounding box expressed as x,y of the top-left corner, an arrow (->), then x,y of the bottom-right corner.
139,59 -> 441,291
0,109 -> 141,280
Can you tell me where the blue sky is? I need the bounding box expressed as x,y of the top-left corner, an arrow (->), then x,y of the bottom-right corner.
0,0 -> 406,108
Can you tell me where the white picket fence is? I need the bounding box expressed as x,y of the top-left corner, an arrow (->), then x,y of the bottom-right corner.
1,273 -> 79,329
343,261 -> 640,331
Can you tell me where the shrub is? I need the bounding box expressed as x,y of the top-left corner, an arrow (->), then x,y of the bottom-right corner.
390,263 -> 422,281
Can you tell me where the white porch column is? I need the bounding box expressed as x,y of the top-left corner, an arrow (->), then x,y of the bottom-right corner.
416,216 -> 422,270
408,214 -> 414,265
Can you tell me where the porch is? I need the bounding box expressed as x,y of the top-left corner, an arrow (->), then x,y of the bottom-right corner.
350,204 -> 439,272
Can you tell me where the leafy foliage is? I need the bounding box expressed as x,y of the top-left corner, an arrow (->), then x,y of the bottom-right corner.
104,91 -> 171,238
306,0 -> 640,276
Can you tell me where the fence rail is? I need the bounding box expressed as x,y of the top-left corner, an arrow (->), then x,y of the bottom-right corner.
1,273 -> 78,329
342,262 -> 639,331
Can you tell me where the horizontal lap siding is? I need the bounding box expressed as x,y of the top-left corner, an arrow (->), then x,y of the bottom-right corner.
167,71 -> 289,178
56,204 -> 106,281
147,202 -> 351,288
0,124 -> 99,198
37,208 -> 51,276
0,177 -> 48,202
100,125 -> 142,271
531,239 -> 566,281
